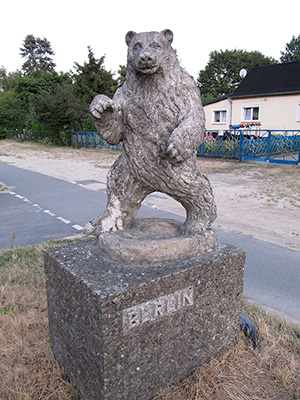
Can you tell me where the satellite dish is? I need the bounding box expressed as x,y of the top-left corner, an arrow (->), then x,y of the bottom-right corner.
239,68 -> 247,78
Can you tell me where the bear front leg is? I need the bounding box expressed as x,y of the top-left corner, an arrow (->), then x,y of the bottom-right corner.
162,115 -> 202,163
90,93 -> 123,145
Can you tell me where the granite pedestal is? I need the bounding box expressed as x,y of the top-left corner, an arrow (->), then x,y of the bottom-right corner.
44,219 -> 245,400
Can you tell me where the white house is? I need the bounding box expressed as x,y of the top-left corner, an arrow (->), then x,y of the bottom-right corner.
203,61 -> 300,131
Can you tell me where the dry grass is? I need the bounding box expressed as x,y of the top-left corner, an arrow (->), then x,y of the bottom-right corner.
154,306 -> 300,400
0,241 -> 82,400
0,241 -> 299,400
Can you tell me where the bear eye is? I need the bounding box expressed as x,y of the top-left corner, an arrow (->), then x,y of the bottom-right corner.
133,42 -> 142,51
150,42 -> 161,49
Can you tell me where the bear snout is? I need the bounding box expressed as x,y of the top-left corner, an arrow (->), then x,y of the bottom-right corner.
137,51 -> 158,74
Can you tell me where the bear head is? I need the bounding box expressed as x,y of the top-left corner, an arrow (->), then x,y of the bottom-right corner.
125,29 -> 174,75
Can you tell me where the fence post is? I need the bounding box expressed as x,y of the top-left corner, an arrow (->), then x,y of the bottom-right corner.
239,130 -> 243,161
200,140 -> 204,155
267,131 -> 271,162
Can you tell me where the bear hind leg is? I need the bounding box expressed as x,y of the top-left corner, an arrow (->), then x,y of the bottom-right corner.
85,186 -> 151,236
85,193 -> 125,236
180,206 -> 216,236
85,155 -> 152,237
173,172 -> 217,236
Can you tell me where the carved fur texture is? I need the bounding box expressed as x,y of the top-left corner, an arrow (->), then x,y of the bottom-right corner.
86,30 -> 217,237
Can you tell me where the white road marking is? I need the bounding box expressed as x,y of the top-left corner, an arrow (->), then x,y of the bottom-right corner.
44,209 -> 56,217
8,191 -> 82,232
57,216 -> 71,224
72,224 -> 84,231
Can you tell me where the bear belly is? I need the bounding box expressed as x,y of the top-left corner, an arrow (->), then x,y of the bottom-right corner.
121,98 -> 182,189
123,98 -> 178,142
122,134 -> 180,193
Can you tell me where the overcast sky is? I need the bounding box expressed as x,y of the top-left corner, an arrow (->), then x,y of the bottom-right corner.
1,0 -> 299,79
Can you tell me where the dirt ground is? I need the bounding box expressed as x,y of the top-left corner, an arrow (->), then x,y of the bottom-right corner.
1,140 -> 300,251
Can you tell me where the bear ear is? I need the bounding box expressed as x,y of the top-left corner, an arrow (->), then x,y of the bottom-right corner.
162,29 -> 173,45
125,31 -> 137,46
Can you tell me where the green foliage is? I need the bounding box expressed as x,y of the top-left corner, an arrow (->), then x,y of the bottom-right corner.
82,114 -> 97,131
0,90 -> 27,135
1,36 -> 122,143
114,65 -> 127,90
73,46 -> 117,103
198,49 -> 277,100
200,92 -> 216,103
280,34 -> 300,63
15,70 -> 72,104
31,121 -> 46,134
0,68 -> 82,143
20,34 -> 56,74
31,83 -> 85,144
59,130 -> 72,146
0,66 -> 21,91
70,46 -> 120,137
110,65 -> 127,95
12,70 -> 74,139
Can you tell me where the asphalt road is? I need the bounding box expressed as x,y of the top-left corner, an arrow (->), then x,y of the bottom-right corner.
1,162 -> 300,324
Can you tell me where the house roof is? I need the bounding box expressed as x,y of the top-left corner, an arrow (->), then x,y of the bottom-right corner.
232,61 -> 300,98
202,95 -> 229,106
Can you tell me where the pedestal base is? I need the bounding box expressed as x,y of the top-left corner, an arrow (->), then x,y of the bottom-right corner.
45,236 -> 244,400
98,218 -> 218,265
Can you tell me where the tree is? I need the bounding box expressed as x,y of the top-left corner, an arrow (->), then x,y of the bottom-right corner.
20,34 -> 56,74
15,70 -> 71,105
31,83 -> 85,144
116,65 -> 127,88
197,49 -> 277,101
12,70 -> 73,135
0,66 -> 21,91
72,47 -> 118,131
73,46 -> 117,104
0,90 -> 27,137
280,35 -> 300,63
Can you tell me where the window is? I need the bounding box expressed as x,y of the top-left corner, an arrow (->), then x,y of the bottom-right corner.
213,109 -> 227,124
242,106 -> 259,121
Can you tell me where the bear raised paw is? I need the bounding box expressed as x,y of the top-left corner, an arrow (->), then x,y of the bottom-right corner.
85,29 -> 217,237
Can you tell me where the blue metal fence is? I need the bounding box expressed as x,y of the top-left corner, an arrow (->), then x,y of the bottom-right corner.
199,129 -> 300,165
72,130 -> 300,165
71,131 -> 123,150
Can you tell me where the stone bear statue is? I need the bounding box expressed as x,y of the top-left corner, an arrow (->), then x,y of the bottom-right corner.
85,29 -> 217,237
